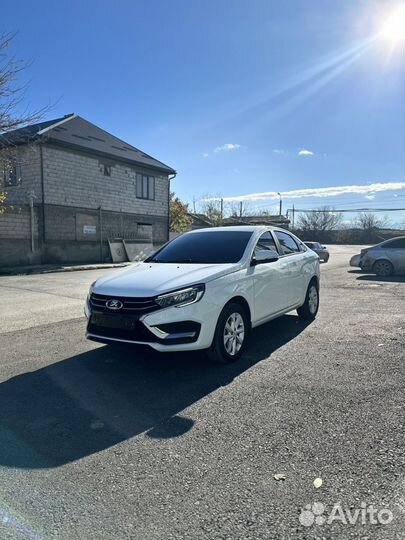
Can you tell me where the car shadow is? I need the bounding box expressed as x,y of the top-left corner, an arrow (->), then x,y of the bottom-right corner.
356,274 -> 405,283
0,315 -> 311,469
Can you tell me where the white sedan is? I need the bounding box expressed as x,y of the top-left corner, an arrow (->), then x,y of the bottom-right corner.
85,226 -> 320,363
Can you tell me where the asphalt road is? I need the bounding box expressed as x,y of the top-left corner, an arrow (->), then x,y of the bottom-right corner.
0,245 -> 404,540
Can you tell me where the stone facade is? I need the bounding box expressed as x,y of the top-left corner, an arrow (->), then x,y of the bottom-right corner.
0,142 -> 171,267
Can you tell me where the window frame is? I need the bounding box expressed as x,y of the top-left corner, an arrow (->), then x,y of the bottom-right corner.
274,230 -> 302,257
136,173 -> 155,200
3,161 -> 22,187
252,231 -> 279,259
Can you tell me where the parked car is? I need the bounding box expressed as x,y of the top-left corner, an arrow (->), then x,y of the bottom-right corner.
359,236 -> 405,276
304,241 -> 330,262
85,226 -> 320,363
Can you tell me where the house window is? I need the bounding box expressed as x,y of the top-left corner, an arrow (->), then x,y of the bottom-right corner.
136,174 -> 155,200
3,162 -> 21,187
103,164 -> 111,177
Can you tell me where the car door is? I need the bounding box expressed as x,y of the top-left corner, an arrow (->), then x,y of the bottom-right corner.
251,231 -> 289,323
384,238 -> 405,273
274,230 -> 306,307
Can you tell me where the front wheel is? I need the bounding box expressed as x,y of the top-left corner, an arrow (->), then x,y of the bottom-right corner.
373,259 -> 393,277
297,281 -> 319,320
206,302 -> 249,364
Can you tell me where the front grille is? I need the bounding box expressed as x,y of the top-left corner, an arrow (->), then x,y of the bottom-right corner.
87,320 -> 154,342
90,293 -> 160,315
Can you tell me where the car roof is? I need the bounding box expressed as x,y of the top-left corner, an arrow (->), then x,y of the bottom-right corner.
376,236 -> 405,246
186,225 -> 287,234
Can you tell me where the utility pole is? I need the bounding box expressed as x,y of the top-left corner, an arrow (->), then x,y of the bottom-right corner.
239,201 -> 243,218
220,198 -> 224,224
277,192 -> 282,216
193,197 -> 196,213
292,204 -> 295,229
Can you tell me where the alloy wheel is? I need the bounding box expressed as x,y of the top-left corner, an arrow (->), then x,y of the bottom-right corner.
223,312 -> 245,356
308,285 -> 318,315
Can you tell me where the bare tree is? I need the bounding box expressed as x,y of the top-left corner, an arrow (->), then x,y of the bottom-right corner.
1,33 -> 49,212
355,212 -> 390,231
226,200 -> 251,218
296,206 -> 342,232
0,33 -> 48,134
197,194 -> 223,226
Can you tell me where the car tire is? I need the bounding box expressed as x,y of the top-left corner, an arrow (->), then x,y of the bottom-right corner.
297,280 -> 319,320
323,255 -> 329,263
206,302 -> 249,364
373,259 -> 394,277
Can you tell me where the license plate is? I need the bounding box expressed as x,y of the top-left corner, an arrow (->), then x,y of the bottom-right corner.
92,314 -> 137,331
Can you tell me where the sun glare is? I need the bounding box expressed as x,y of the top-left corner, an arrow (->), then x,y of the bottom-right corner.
380,6 -> 405,42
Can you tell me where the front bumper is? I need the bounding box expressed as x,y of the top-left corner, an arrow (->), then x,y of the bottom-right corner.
85,296 -> 219,352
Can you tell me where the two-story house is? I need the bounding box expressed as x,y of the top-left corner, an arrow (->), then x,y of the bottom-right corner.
0,114 -> 175,267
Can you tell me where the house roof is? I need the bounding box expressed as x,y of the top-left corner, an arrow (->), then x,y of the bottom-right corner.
223,215 -> 290,226
0,114 -> 176,175
187,213 -> 213,228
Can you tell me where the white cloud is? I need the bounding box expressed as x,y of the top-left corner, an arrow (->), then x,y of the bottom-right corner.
203,153 -> 209,158
214,143 -> 241,153
298,149 -> 314,156
272,149 -> 283,154
365,194 -> 376,200
203,182 -> 405,203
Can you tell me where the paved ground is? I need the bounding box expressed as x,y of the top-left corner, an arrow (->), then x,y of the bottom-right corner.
0,245 -> 404,540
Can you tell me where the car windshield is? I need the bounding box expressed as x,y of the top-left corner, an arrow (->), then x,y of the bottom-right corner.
146,230 -> 253,264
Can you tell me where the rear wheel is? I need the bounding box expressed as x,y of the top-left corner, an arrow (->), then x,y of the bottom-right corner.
207,302 -> 249,364
297,281 -> 319,320
373,259 -> 393,277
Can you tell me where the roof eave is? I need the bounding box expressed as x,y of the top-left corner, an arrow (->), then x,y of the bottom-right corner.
43,138 -> 176,175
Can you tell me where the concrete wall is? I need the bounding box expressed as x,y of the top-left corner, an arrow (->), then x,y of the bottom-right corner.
0,205 -> 41,267
0,202 -> 168,267
42,204 -> 168,263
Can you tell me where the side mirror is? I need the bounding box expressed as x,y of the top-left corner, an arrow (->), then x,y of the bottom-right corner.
251,249 -> 279,266
322,245 -> 327,249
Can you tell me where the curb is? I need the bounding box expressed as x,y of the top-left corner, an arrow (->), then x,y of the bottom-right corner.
0,262 -> 131,277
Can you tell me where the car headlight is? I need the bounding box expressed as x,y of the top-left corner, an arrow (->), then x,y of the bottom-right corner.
155,284 -> 205,309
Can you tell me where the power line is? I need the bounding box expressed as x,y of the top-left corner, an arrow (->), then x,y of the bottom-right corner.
289,207 -> 405,213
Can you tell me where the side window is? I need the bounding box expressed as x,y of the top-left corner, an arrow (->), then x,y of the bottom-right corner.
275,230 -> 300,255
136,174 -> 155,200
254,232 -> 278,256
3,161 -> 21,187
385,238 -> 405,249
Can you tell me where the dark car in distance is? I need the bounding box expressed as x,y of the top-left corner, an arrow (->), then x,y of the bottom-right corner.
304,242 -> 330,263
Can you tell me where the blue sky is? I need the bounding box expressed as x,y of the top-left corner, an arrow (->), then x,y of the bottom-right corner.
2,0 -> 405,225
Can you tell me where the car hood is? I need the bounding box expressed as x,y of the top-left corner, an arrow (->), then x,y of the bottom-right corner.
93,262 -> 240,297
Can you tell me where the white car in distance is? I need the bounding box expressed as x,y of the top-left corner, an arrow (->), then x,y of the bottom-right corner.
85,226 -> 320,363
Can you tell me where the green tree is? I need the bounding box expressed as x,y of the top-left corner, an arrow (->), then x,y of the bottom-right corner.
169,192 -> 192,233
